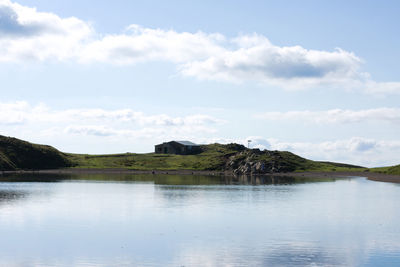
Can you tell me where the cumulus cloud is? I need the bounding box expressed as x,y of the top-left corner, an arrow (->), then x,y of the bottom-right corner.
0,101 -> 224,127
65,125 -> 116,137
0,1 -> 398,93
182,34 -> 364,88
245,136 -> 271,150
268,137 -> 381,154
255,108 -> 400,124
82,29 -> 366,90
0,4 -> 43,36
0,100 -> 223,145
79,24 -> 225,65
0,100 -> 225,153
0,100 -> 30,124
364,81 -> 400,94
270,137 -> 400,167
0,0 -> 92,62
265,137 -> 400,167
64,124 -> 217,140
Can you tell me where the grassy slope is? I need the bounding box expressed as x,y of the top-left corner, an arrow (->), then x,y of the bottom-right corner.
67,144 -> 235,170
257,151 -> 366,172
67,143 -> 365,172
0,136 -> 380,173
370,165 -> 400,175
0,135 -> 71,170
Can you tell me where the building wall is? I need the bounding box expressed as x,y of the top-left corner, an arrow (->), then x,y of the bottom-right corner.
154,142 -> 201,155
155,143 -> 179,154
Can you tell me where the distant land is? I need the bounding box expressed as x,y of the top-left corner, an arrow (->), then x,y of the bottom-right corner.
0,135 -> 399,177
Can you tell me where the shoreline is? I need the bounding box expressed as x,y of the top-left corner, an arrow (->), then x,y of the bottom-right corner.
1,168 -> 399,183
272,171 -> 400,183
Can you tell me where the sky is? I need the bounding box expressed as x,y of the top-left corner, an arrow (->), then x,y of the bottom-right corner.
0,0 -> 399,167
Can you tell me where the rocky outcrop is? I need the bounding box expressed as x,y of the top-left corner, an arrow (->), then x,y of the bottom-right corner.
226,149 -> 297,175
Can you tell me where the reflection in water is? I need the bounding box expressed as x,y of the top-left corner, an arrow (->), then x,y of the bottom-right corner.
0,190 -> 29,205
175,242 -> 345,267
225,175 -> 339,185
0,174 -> 399,266
0,173 -> 72,183
261,243 -> 342,267
0,172 -> 340,185
0,182 -> 52,209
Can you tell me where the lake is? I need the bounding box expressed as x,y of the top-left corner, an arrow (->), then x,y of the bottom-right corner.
0,173 -> 399,266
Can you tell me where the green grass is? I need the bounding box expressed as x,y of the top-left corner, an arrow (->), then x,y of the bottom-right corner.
67,143 -> 365,172
1,136 -> 393,173
0,135 -> 71,170
370,165 -> 400,175
67,143 -> 240,170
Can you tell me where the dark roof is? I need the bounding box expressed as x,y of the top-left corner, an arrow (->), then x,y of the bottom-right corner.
174,141 -> 199,146
155,140 -> 200,146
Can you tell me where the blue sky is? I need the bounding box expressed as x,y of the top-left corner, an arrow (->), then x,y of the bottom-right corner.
1,0 -> 399,167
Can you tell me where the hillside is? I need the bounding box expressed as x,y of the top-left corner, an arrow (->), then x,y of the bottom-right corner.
0,135 -> 71,170
0,136 -> 369,173
66,143 -> 365,174
370,165 -> 400,176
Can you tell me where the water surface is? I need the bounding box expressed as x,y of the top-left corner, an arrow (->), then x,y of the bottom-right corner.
0,173 -> 399,266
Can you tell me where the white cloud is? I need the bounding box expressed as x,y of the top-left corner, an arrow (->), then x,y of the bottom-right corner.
0,0 -> 92,62
135,113 -> 224,126
0,1 -> 399,94
267,137 -> 380,154
0,101 -> 224,127
0,100 -> 30,124
182,35 -> 364,89
365,81 -> 400,94
65,125 -> 116,137
265,137 -> 400,167
82,29 -> 366,91
256,108 -> 400,124
79,24 -> 225,65
0,100 -> 224,153
0,100 -> 223,147
64,124 -> 218,140
268,137 -> 400,167
245,136 -> 271,150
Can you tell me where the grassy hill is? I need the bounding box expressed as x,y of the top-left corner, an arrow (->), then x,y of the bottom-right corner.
66,143 -> 365,173
370,165 -> 400,176
67,143 -> 240,170
0,136 -> 372,173
0,135 -> 71,170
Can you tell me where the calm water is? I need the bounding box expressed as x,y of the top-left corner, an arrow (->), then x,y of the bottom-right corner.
0,173 -> 399,267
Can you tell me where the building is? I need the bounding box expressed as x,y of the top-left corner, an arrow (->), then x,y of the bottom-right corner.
154,141 -> 201,155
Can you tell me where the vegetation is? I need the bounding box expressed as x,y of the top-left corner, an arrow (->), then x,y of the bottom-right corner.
370,165 -> 400,175
1,135 -> 396,174
66,143 -> 365,173
0,135 -> 71,170
67,143 -> 240,170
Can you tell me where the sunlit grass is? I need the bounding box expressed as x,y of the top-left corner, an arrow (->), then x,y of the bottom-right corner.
67,143 -> 366,172
370,165 -> 400,175
1,135 -> 396,173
